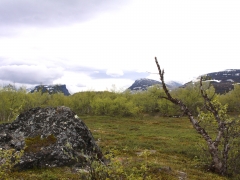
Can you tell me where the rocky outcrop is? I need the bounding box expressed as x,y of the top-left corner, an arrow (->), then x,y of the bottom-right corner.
30,84 -> 71,96
0,106 -> 103,170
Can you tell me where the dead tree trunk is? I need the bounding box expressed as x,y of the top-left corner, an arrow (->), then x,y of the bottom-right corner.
154,57 -> 229,175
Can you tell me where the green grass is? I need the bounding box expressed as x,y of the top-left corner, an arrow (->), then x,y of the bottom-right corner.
4,115 -> 231,179
85,115 -> 203,156
82,115 -> 228,179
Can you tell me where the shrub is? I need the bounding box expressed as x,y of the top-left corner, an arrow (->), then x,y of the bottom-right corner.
0,149 -> 24,179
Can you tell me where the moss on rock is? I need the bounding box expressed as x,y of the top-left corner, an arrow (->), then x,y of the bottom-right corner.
25,134 -> 57,153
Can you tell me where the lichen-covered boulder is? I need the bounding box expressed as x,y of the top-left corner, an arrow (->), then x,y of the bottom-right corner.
0,106 -> 103,169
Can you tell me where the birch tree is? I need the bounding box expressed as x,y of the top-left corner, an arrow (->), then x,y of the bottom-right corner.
154,57 -> 240,175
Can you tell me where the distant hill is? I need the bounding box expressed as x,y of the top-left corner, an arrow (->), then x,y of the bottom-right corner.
30,84 -> 70,96
182,69 -> 240,94
165,80 -> 183,89
127,78 -> 182,93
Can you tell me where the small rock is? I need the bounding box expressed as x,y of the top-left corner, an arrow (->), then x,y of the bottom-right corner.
159,166 -> 172,172
177,171 -> 187,180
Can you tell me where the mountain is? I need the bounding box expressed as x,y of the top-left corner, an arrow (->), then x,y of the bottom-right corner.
127,78 -> 182,92
182,69 -> 240,94
205,69 -> 240,81
128,78 -> 161,91
166,80 -> 183,89
30,84 -> 71,96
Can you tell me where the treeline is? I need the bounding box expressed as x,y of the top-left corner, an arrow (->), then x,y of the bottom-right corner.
0,83 -> 240,122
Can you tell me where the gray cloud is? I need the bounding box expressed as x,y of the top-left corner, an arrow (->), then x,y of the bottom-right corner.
0,0 -> 129,27
106,69 -> 124,77
90,70 -> 148,80
76,83 -> 86,87
0,65 -> 63,84
66,65 -> 100,73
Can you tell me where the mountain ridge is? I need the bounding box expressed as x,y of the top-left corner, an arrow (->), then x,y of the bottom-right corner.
182,69 -> 240,94
30,84 -> 70,96
127,78 -> 182,92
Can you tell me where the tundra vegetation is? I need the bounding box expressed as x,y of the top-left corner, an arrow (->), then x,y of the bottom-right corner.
0,60 -> 240,179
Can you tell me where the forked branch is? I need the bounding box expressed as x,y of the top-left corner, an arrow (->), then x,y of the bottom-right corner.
154,57 -> 228,175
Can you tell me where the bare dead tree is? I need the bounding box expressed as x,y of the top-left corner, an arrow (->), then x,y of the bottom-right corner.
154,57 -> 231,175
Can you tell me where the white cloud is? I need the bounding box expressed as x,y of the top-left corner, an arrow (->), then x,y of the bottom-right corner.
78,78 -> 134,92
1,0 -> 240,92
52,70 -> 133,93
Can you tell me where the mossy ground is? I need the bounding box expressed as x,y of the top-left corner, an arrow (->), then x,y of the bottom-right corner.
6,115 -> 231,179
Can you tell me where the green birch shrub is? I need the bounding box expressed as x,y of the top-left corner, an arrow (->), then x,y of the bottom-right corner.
81,149 -> 154,180
109,96 -> 140,117
218,84 -> 240,113
0,85 -> 27,122
46,93 -> 68,107
197,98 -> 240,176
226,116 -> 240,179
145,85 -> 165,113
0,149 -> 24,179
172,82 -> 206,115
24,91 -> 50,108
91,97 -> 112,115
157,98 -> 180,116
69,91 -> 96,115
131,85 -> 180,116
131,91 -> 159,114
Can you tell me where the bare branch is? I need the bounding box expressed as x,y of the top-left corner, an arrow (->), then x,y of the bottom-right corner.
155,57 -> 212,141
155,57 -> 182,106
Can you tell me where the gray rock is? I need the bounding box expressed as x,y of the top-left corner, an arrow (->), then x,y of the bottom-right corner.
0,106 -> 103,170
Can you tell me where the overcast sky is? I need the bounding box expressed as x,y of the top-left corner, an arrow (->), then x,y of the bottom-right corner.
1,0 -> 240,93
